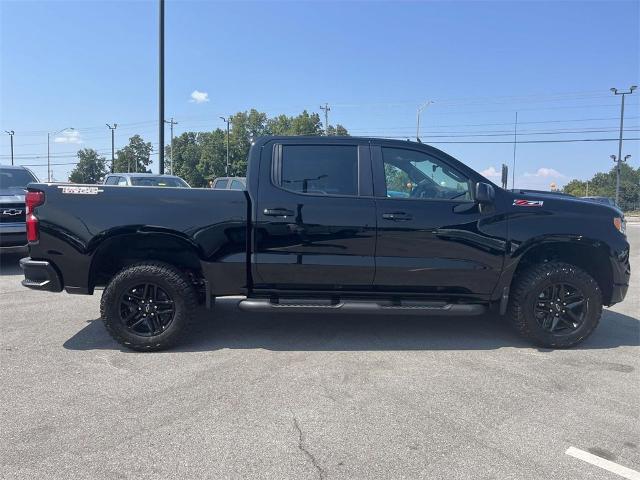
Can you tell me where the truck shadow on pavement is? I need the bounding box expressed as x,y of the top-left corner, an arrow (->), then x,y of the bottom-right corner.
64,298 -> 640,352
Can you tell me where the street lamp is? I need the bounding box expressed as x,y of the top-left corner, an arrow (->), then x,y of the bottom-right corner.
611,86 -> 637,204
48,127 -> 74,182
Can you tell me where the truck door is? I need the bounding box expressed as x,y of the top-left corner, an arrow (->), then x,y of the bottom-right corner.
253,139 -> 376,290
371,143 -> 507,296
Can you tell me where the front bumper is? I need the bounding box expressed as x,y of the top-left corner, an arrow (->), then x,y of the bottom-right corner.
20,257 -> 63,292
608,238 -> 631,305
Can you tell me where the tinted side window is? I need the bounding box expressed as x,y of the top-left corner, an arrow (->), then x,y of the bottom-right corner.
117,177 -> 128,186
214,179 -> 228,189
230,179 -> 244,190
280,145 -> 358,196
382,147 -> 471,201
105,176 -> 120,185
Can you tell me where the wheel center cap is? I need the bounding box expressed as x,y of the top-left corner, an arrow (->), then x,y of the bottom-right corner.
145,304 -> 151,313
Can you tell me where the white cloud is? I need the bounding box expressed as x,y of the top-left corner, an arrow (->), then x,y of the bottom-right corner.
523,167 -> 565,179
189,90 -> 210,104
480,166 -> 501,178
54,130 -> 82,144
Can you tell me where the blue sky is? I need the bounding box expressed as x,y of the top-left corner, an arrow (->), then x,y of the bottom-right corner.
1,0 -> 638,187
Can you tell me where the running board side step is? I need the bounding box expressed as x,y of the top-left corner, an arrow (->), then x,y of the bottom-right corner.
238,299 -> 486,316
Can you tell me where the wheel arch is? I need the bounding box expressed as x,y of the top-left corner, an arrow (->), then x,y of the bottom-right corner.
89,230 -> 205,292
508,237 -> 613,305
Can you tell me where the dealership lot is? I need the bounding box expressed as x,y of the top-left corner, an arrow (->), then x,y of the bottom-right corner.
1,226 -> 638,480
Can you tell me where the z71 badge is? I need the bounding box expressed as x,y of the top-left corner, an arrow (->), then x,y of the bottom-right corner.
513,199 -> 544,207
58,186 -> 104,195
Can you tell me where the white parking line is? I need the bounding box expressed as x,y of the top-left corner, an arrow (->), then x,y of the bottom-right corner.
566,447 -> 640,480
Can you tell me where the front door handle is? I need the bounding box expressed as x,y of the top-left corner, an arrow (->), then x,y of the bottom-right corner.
382,212 -> 412,221
263,208 -> 295,217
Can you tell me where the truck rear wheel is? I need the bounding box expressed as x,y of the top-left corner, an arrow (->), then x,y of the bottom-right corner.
508,262 -> 602,348
100,262 -> 197,351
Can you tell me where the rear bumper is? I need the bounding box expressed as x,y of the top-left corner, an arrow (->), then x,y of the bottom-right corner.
0,223 -> 27,253
20,257 -> 63,292
1,244 -> 28,254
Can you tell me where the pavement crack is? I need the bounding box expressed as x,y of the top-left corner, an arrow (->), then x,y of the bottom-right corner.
292,415 -> 326,480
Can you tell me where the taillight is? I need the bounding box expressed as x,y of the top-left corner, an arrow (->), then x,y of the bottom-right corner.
25,190 -> 45,242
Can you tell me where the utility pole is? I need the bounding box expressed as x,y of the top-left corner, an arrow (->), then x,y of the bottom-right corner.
611,86 -> 637,204
416,101 -> 433,142
220,116 -> 231,175
4,130 -> 14,165
320,103 -> 331,135
47,127 -> 74,182
164,118 -> 178,175
106,124 -> 117,172
158,0 -> 165,175
512,111 -> 518,190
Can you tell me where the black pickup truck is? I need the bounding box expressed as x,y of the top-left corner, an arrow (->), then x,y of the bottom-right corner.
21,136 -> 630,350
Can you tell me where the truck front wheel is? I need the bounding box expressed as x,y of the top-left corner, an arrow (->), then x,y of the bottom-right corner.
100,262 -> 198,351
508,262 -> 603,348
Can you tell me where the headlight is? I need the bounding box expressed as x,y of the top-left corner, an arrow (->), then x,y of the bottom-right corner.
613,217 -> 626,235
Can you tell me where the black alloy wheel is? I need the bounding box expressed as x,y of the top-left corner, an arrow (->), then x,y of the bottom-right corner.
533,282 -> 587,335
119,282 -> 176,337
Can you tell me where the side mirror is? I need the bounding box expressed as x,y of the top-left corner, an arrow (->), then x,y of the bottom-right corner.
475,182 -> 495,204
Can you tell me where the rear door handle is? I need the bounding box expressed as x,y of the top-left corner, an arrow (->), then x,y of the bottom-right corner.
382,212 -> 412,221
263,208 -> 295,217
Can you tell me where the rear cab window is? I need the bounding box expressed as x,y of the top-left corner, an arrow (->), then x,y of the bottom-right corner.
277,145 -> 359,196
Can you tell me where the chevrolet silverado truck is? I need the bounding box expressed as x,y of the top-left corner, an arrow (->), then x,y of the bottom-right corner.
20,137 -> 630,350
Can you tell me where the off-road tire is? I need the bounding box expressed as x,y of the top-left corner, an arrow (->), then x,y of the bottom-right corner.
100,262 -> 197,351
508,262 -> 602,348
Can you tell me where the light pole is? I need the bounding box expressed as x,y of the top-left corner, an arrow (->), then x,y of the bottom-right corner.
47,127 -> 74,182
416,101 -> 433,142
106,123 -> 117,172
158,0 -> 165,175
4,130 -> 14,165
611,86 -> 637,204
220,116 -> 230,175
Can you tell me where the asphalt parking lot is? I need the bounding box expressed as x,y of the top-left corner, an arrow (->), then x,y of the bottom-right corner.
1,226 -> 638,480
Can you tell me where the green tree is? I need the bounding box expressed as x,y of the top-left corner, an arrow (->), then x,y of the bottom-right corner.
326,124 -> 349,136
168,109 -> 351,182
68,148 -> 108,184
113,135 -> 153,173
563,179 -> 588,197
563,163 -> 640,211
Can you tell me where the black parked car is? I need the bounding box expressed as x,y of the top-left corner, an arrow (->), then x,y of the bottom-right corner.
0,165 -> 38,254
20,137 -> 630,351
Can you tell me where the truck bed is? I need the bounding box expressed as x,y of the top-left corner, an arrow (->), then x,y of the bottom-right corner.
26,183 -> 249,295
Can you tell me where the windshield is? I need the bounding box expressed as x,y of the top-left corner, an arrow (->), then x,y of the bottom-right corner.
0,168 -> 37,189
129,177 -> 189,187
